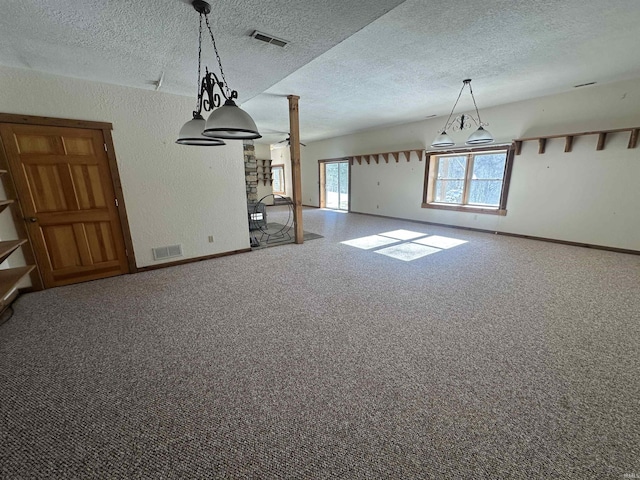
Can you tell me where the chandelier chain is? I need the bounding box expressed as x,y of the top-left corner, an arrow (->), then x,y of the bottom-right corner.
195,13 -> 204,114
204,14 -> 232,98
468,82 -> 483,125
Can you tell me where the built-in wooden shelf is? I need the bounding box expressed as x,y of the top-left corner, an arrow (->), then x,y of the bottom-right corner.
351,149 -> 424,165
257,158 -> 273,186
0,239 -> 27,264
0,265 -> 35,306
514,127 -> 639,155
0,199 -> 14,213
0,137 -> 40,313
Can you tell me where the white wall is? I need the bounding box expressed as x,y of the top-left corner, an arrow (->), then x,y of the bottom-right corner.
253,144 -> 271,160
301,78 -> 640,251
0,65 -> 250,268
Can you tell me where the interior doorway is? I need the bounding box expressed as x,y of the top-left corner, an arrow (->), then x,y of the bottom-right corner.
0,117 -> 135,288
319,159 -> 350,211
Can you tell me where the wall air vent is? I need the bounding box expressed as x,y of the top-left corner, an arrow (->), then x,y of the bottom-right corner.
251,30 -> 288,48
152,244 -> 183,261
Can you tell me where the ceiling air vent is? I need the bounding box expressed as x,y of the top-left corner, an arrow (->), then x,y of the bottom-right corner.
251,30 -> 288,48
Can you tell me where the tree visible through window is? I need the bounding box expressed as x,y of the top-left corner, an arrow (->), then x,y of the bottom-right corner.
423,146 -> 513,214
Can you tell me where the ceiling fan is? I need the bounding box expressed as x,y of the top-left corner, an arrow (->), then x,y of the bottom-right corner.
276,133 -> 306,148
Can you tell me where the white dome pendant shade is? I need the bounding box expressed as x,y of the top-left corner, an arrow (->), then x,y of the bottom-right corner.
176,114 -> 226,146
431,131 -> 455,148
466,126 -> 494,145
202,99 -> 262,140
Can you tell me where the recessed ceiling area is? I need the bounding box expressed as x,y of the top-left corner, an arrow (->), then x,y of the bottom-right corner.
2,0 -> 640,144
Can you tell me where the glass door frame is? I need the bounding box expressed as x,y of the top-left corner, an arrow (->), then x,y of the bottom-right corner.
318,158 -> 351,211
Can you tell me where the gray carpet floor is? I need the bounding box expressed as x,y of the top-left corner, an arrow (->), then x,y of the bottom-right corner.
1,207 -> 639,479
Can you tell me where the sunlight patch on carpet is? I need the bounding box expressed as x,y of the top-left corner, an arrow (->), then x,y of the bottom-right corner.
341,235 -> 400,250
413,235 -> 468,249
375,243 -> 440,261
378,229 -> 427,241
342,230 -> 468,261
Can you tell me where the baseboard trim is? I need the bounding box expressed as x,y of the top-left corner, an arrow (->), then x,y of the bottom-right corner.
136,248 -> 252,273
17,287 -> 38,294
350,211 -> 640,256
265,203 -> 319,208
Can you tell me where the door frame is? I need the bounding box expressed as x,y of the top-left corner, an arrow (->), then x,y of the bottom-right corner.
0,113 -> 138,290
318,157 -> 351,211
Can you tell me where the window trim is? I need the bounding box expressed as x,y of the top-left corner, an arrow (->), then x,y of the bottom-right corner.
272,164 -> 285,195
422,144 -> 514,216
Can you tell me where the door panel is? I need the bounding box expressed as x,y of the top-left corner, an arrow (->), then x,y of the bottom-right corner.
15,134 -> 65,155
0,123 -> 129,288
70,164 -> 107,209
339,161 -> 349,210
63,136 -> 96,156
24,164 -> 70,212
325,163 -> 339,210
84,222 -> 118,263
41,225 -> 82,269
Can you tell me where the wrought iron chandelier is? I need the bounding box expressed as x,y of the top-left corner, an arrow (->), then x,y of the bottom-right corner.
177,0 -> 261,146
431,79 -> 493,148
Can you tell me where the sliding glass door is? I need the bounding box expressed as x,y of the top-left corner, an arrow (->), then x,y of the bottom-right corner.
320,160 -> 349,211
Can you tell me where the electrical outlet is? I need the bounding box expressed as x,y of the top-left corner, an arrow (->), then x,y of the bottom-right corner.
208,235 -> 214,243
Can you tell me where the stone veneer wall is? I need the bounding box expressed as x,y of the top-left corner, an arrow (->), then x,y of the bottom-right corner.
243,141 -> 258,203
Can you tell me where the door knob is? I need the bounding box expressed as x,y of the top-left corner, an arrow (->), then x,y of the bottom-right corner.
25,217 -> 37,223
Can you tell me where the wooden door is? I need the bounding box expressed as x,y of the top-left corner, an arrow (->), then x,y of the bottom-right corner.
0,124 -> 129,288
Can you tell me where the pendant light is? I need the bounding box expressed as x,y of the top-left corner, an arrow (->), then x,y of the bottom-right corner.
177,114 -> 226,146
176,4 -> 225,146
431,79 -> 493,148
177,1 -> 260,145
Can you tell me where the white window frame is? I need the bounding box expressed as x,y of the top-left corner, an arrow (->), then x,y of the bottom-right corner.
422,144 -> 514,216
272,164 -> 285,195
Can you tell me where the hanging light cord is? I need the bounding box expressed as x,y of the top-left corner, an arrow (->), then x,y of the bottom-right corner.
204,14 -> 232,98
441,81 -> 466,132
468,81 -> 483,125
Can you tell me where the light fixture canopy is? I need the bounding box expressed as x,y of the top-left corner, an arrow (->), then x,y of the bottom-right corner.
177,0 -> 260,145
431,79 -> 493,148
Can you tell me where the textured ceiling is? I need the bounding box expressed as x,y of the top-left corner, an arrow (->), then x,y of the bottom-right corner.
250,0 -> 640,143
0,0 -> 405,100
2,0 -> 640,144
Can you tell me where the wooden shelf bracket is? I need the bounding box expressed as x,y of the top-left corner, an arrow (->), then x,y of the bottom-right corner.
351,149 -> 424,166
515,126 -> 640,155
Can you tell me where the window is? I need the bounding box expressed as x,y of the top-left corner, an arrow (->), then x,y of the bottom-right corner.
272,165 -> 285,195
423,145 -> 514,215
